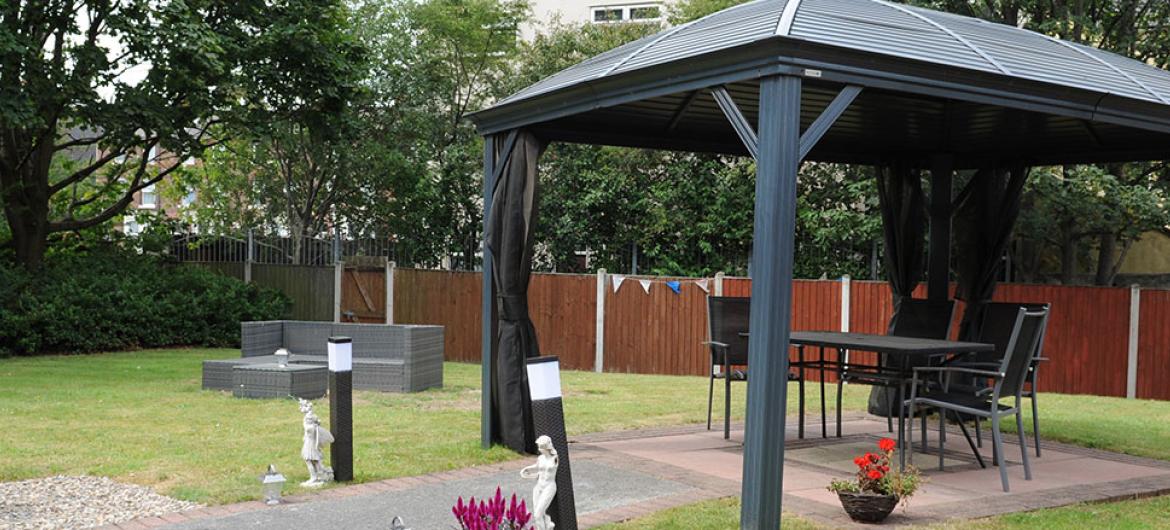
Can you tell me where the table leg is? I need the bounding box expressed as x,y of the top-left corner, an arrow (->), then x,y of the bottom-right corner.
820,346 -> 827,439
798,345 -> 805,440
835,347 -> 843,438
898,381 -> 906,470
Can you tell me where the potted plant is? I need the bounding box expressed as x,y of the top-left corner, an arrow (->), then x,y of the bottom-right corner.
452,487 -> 533,530
827,438 -> 922,523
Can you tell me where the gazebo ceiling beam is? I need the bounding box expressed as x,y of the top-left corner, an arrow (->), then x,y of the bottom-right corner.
666,90 -> 701,133
798,85 -> 863,160
711,85 -> 760,159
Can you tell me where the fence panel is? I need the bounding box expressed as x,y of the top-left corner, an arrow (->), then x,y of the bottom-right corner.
529,273 -> 596,371
1137,289 -> 1170,400
603,278 -> 709,376
251,264 -> 335,321
393,269 -> 482,362
993,284 -> 1130,397
340,267 -> 386,323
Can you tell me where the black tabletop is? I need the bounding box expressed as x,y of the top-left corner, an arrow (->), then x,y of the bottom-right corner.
787,331 -> 995,356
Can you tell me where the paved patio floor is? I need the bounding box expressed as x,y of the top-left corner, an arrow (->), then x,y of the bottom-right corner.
581,413 -> 1170,527
105,413 -> 1170,529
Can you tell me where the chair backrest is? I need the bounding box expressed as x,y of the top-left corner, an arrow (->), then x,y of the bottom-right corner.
996,307 -> 1050,398
887,298 -> 956,340
976,302 -> 1050,365
707,296 -> 751,366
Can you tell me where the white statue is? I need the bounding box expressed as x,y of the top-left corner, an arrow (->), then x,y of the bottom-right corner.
299,399 -> 334,487
520,435 -> 559,530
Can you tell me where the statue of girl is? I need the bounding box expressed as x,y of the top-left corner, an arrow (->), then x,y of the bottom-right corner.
520,435 -> 558,530
299,399 -> 334,487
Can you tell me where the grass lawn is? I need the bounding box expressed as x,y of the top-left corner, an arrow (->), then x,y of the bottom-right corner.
2,347 -> 1169,513
601,495 -> 1170,530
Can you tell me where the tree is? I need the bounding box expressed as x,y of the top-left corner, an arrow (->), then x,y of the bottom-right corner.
0,0 -> 364,269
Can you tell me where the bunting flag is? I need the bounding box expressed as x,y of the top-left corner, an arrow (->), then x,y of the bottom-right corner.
694,279 -> 710,293
638,279 -> 652,293
666,280 -> 681,294
612,275 -> 626,293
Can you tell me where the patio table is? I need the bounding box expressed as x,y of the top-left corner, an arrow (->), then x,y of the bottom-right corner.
790,331 -> 994,467
741,331 -> 994,464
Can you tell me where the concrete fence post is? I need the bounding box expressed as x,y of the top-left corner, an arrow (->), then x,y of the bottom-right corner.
840,274 -> 851,366
1127,284 -> 1141,399
595,268 -> 607,373
334,261 -> 343,323
385,261 -> 396,324
714,272 -> 725,296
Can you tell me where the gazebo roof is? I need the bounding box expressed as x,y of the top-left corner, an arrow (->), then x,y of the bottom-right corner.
470,0 -> 1170,167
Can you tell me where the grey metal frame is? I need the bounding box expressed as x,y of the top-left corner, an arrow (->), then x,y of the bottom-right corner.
905,307 -> 1049,492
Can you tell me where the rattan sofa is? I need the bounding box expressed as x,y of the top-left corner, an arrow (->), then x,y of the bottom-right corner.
203,321 -> 444,394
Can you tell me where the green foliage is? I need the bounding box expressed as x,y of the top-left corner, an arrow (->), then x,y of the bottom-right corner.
0,0 -> 365,268
667,0 -> 749,23
0,249 -> 289,356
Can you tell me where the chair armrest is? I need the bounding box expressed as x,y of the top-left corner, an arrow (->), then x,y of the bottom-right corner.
702,341 -> 729,349
947,361 -> 1000,368
1033,356 -> 1049,362
912,366 -> 1004,378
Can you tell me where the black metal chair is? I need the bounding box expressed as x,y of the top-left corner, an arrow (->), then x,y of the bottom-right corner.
841,298 -> 956,437
953,302 -> 1050,458
906,306 -> 1049,492
704,296 -> 751,440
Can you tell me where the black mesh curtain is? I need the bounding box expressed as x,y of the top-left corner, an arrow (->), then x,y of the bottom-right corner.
954,165 -> 1029,340
869,162 -> 927,416
485,130 -> 546,454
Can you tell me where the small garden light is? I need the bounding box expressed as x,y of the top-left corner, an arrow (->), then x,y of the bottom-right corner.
261,464 -> 286,505
274,348 -> 290,368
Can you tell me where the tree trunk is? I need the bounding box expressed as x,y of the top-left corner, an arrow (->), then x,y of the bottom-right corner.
2,131 -> 56,270
1094,233 -> 1117,286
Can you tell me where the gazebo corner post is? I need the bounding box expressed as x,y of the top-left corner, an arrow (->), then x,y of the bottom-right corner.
740,74 -> 801,530
481,134 -> 497,449
928,154 -> 954,301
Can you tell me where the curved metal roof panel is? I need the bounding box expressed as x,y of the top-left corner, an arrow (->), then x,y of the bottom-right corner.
492,0 -> 1170,109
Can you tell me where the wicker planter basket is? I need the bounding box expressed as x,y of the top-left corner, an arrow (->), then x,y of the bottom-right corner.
837,491 -> 898,523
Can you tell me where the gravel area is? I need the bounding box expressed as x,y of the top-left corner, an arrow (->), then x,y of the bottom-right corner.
0,476 -> 201,530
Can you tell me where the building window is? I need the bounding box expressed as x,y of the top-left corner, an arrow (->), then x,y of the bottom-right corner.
630,5 -> 661,20
140,184 -> 158,209
181,190 -> 197,207
591,3 -> 662,24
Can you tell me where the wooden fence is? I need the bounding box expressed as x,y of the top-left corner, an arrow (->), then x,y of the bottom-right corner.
390,268 -> 1170,401
190,262 -> 1170,400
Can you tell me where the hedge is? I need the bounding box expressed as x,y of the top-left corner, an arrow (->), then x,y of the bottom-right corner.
0,250 -> 290,356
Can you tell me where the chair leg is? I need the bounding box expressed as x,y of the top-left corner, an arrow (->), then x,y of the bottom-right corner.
836,377 -> 843,438
920,410 -> 927,453
798,348 -> 806,440
1016,412 -> 1032,480
707,374 -> 714,431
724,369 -> 732,440
907,399 -> 915,466
956,419 -> 986,468
820,358 -> 827,439
938,408 -> 945,471
897,384 -> 906,470
975,416 -> 982,448
992,415 -> 1009,492
1031,393 -> 1042,457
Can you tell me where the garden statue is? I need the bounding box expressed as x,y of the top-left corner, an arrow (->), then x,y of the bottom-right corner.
298,399 -> 334,487
520,435 -> 558,530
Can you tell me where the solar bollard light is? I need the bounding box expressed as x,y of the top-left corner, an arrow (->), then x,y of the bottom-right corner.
261,465 -> 286,505
328,336 -> 353,482
526,355 -> 577,530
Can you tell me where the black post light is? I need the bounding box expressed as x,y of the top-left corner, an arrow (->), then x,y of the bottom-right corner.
328,336 -> 354,482
526,355 -> 577,530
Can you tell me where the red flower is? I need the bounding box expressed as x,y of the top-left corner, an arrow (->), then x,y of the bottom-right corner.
854,456 -> 868,468
867,452 -> 880,463
878,438 -> 896,453
867,469 -> 884,480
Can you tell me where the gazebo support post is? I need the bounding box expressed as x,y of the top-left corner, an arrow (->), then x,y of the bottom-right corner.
740,74 -> 801,530
481,134 -> 498,449
928,154 -> 953,301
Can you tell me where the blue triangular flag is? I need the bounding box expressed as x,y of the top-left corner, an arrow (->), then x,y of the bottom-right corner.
666,280 -> 681,294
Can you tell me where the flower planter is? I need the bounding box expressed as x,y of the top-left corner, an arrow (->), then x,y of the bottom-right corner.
837,491 -> 898,523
